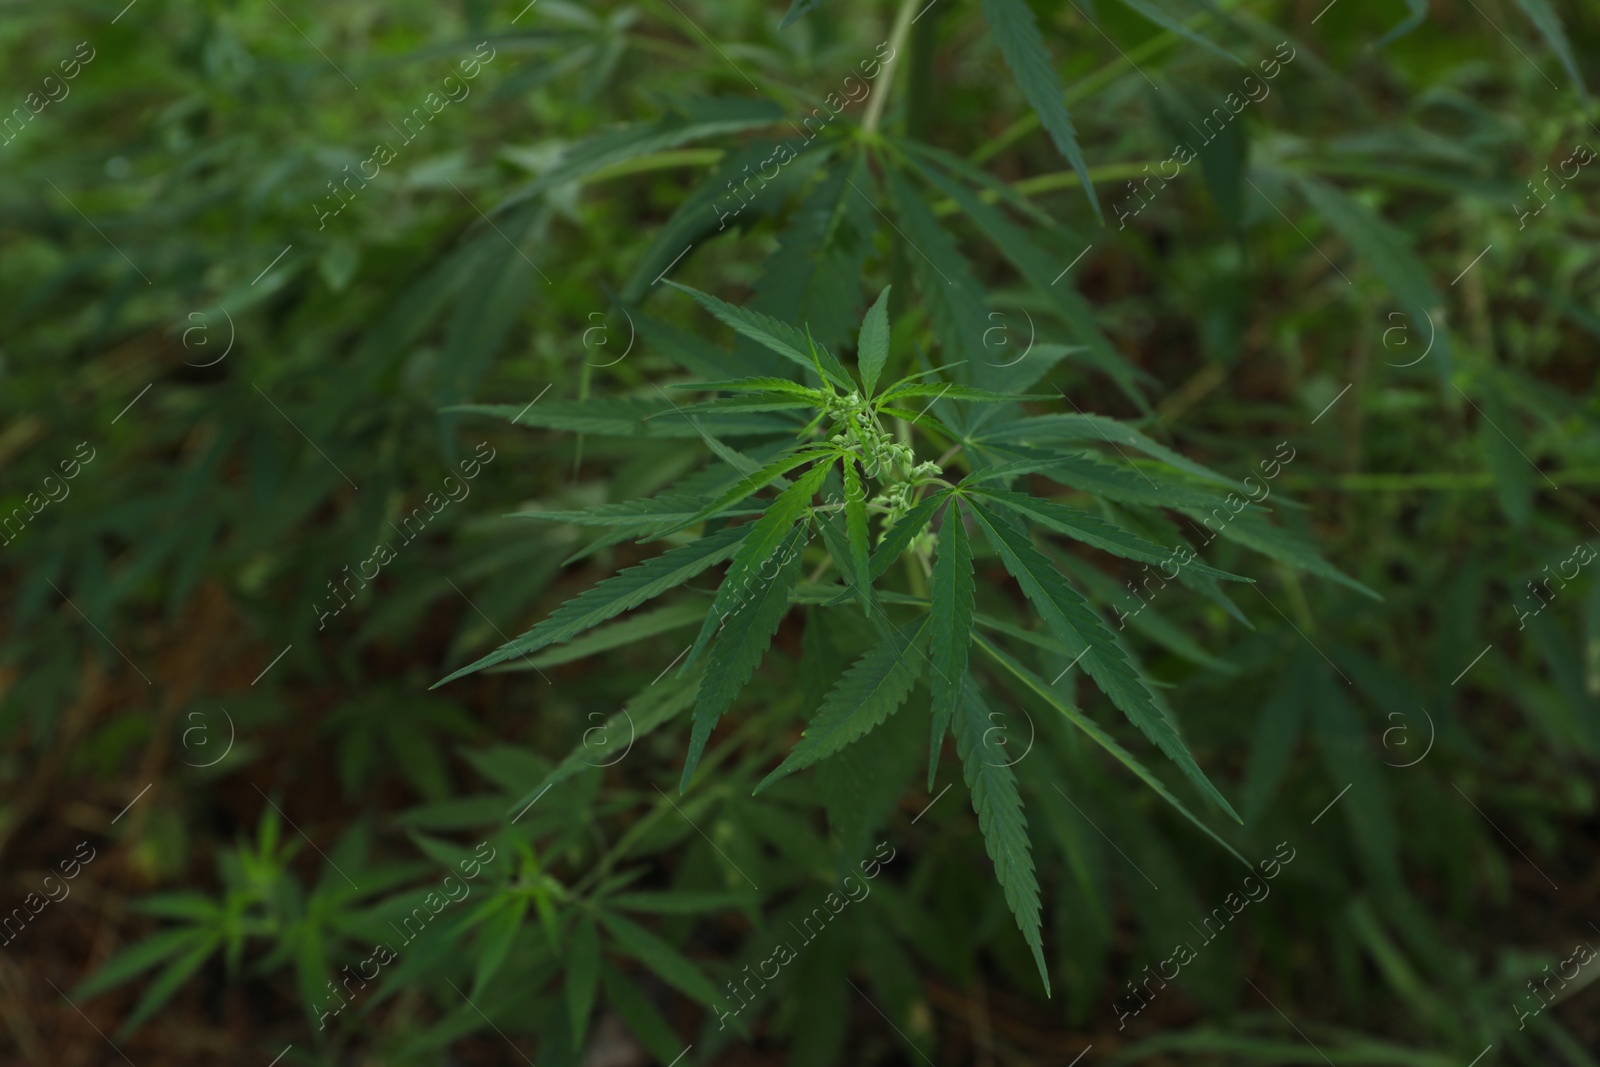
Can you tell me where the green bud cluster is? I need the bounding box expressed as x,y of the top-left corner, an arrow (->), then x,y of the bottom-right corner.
823,390 -> 942,533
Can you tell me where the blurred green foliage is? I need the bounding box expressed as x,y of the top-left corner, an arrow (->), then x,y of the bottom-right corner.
2,0 -> 1598,1064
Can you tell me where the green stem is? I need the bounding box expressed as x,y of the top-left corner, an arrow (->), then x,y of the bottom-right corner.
863,0 -> 919,135
928,161 -> 1158,216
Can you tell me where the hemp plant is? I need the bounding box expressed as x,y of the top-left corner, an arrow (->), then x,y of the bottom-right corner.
436,281 -> 1367,990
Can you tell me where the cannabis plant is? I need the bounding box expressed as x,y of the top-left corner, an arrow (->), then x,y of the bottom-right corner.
35,0 -> 1599,1059
440,280 -> 1369,989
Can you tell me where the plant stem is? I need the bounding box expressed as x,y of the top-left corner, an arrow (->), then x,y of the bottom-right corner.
863,0 -> 919,135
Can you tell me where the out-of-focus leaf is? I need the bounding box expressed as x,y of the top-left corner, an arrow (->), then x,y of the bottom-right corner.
954,676 -> 1050,992
755,619 -> 927,792
978,0 -> 1101,218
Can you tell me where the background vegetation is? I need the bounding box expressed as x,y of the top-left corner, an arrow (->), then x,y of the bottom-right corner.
2,0 -> 1597,1063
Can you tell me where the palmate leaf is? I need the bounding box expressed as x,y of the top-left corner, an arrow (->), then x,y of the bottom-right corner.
1375,0 -> 1427,47
630,309 -> 754,380
682,523 -> 808,790
747,153 -> 876,356
1089,505 -> 1254,626
665,281 -> 855,392
870,490 -> 951,580
898,145 -> 1149,408
954,675 -> 1050,993
609,891 -> 758,914
819,701 -> 925,878
1050,549 -> 1239,673
884,166 -> 997,391
1240,654 -> 1309,824
621,139 -> 821,306
982,344 -> 1079,399
966,500 -> 1240,823
928,501 -> 974,788
1111,0 -> 1241,64
969,446 -> 1229,509
1507,0 -> 1586,94
857,285 -> 892,396
648,445 -> 832,541
121,935 -> 224,1038
558,444 -> 793,565
445,397 -> 794,438
815,511 -> 869,608
496,97 -> 784,215
1289,174 -> 1453,379
878,383 -> 1053,405
1183,503 -> 1380,599
1477,382 -> 1533,527
875,410 -> 965,445
972,486 -> 1249,582
1314,679 -> 1404,898
74,927 -> 208,1001
754,618 -> 928,793
598,911 -> 726,1009
978,413 -> 1244,490
680,376 -> 829,399
680,460 -> 834,677
817,487 -> 948,608
510,668 -> 701,814
647,395 -> 820,417
471,896 -> 530,998
566,916 -> 601,1049
73,925 -> 224,1038
898,138 -> 1057,224
510,494 -> 758,529
973,633 -> 1249,865
438,204 -> 545,428
432,524 -> 748,687
602,964 -> 700,1060
977,0 -> 1101,219
779,0 -> 824,28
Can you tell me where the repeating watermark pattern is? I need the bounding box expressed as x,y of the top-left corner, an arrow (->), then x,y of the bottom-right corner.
979,703 -> 1035,768
1512,937 -> 1597,1029
1116,442 -> 1296,629
1450,243 -> 1492,286
0,441 -> 96,548
1379,308 -> 1436,368
1,41 -> 95,148
179,706 -> 237,768
1113,43 -> 1297,230
314,443 -> 496,629
180,306 -> 236,367
0,841 -> 97,946
715,841 -> 897,1030
316,841 -> 498,1030
1112,842 -> 1296,1029
1511,143 -> 1593,230
581,708 -> 636,767
314,43 -> 498,230
981,308 -> 1035,368
13,0 -> 1589,1057
1512,539 -> 1595,630
1379,706 -> 1435,768
1189,441 -> 1296,538
582,307 -> 636,367
711,40 -> 896,231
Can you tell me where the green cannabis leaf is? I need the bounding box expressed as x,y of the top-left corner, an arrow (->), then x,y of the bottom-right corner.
436,290 -> 1362,987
